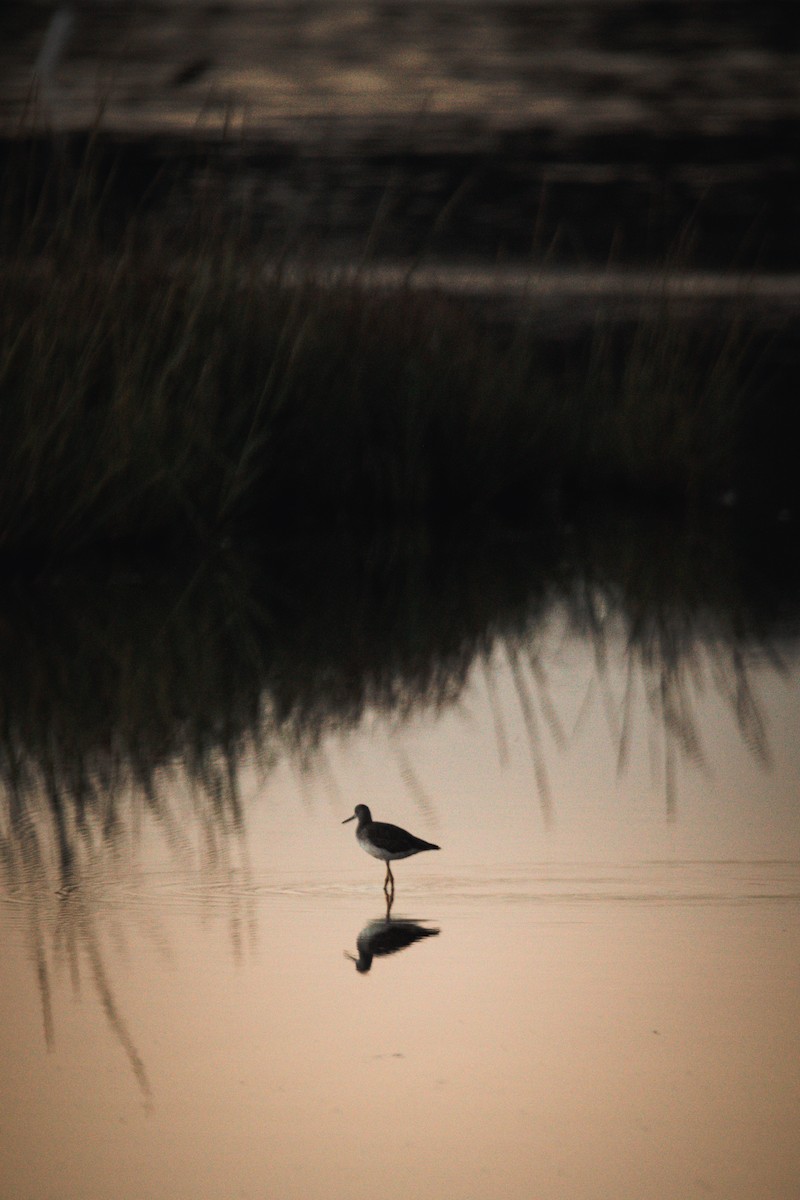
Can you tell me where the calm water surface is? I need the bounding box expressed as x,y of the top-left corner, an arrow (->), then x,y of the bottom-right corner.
2,7 -> 799,1190
2,573 -> 799,1200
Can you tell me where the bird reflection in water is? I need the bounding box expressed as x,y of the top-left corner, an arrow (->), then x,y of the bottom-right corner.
346,899 -> 440,974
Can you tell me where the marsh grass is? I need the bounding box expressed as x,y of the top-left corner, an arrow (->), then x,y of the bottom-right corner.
0,129 -> 786,554
567,307 -> 758,499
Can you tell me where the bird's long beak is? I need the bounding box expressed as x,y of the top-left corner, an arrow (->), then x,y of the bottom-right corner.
342,813 -> 356,824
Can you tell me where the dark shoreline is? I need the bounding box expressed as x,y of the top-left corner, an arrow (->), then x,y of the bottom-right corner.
3,124 -> 797,271
3,0 -> 800,559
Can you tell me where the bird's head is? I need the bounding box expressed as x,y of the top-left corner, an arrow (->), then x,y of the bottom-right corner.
342,804 -> 371,825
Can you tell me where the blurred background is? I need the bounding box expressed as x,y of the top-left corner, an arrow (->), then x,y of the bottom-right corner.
2,0 -> 799,267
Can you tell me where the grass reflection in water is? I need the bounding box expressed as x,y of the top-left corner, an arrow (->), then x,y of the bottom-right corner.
0,515 -> 797,1091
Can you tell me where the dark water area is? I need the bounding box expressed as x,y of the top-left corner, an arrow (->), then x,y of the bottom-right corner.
2,1 -> 799,268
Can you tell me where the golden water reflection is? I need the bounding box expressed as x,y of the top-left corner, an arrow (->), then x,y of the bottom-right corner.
2,876 -> 798,1200
1,526 -> 799,1199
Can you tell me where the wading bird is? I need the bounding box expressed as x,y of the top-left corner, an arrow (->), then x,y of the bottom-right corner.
342,804 -> 439,894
